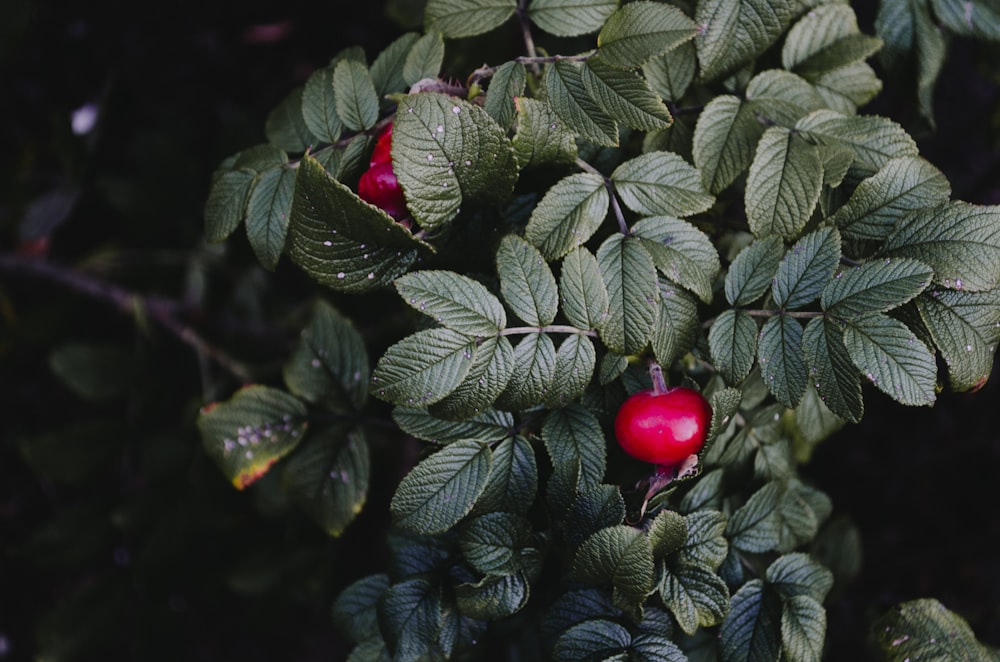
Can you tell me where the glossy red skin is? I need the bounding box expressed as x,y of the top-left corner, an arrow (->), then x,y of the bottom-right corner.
369,124 -> 393,167
614,387 -> 712,465
358,161 -> 408,220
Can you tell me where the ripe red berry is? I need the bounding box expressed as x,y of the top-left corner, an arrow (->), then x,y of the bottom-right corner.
614,387 -> 712,466
358,161 -> 408,220
369,124 -> 393,168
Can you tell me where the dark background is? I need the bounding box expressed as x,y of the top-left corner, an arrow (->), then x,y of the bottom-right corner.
1,1 -> 998,660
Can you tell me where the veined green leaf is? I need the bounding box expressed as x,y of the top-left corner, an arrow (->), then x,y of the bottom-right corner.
810,61 -> 883,115
795,109 -> 917,176
283,300 -> 369,411
392,407 -> 513,444
598,1 -> 698,68
915,287 -> 1000,391
429,335 -> 514,420
495,332 -> 558,411
282,426 -> 369,537
659,563 -> 730,635
745,126 -> 824,239
393,92 -> 518,231
726,481 -> 784,553
371,328 -> 478,406
783,5 -> 883,79
512,96 -> 578,169
332,574 -> 389,644
232,143 -> 289,171
643,41 -> 697,102
554,619 -> 632,660
695,0 -> 798,81
544,60 -> 618,147
882,201 -> 1000,292
542,404 -> 607,487
497,234 -> 559,325
802,318 -> 864,423
205,169 -> 256,242
930,0 -> 1000,39
651,280 -> 700,367
574,525 -> 656,617
459,511 -> 532,575
455,572 -> 530,621
266,86 -> 316,153
633,215 -> 719,303
772,227 -> 842,310
693,95 -> 765,195
581,58 -> 672,132
612,152 -> 715,218
781,594 -> 827,662
197,385 -> 308,490
485,62 -> 526,130
597,234 -> 659,355
560,247 -> 609,330
548,335 -> 597,407
725,235 -> 784,306
873,598 -> 1000,661
333,59 -> 379,132
302,66 -> 343,143
766,552 -> 834,603
379,577 -> 442,660
370,33 -> 421,102
525,173 -> 609,260
475,436 -> 538,515
709,309 -> 758,385
245,166 -> 295,270
843,313 -> 937,406
758,314 -> 808,409
677,510 -> 729,570
831,156 -> 951,240
424,0 -> 517,38
719,580 -> 782,662
395,270 -> 506,335
564,484 -> 627,549
647,510 -> 687,559
402,32 -> 445,86
822,258 -> 933,318
745,70 -> 827,126
391,439 -> 492,534
542,589 -> 621,652
528,0 -> 619,37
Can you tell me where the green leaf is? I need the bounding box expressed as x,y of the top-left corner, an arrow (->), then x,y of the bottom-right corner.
844,313 -> 937,406
395,270 -> 506,335
266,86 -> 316,153
745,126 -> 824,239
783,5 -> 883,79
787,385 -> 846,461
524,173 -> 609,260
497,234 -> 559,325
574,525 -> 656,618
643,41 -> 697,103
695,0 -> 798,81
915,286 -> 1000,391
597,234 -> 660,355
709,309 -> 758,385
245,166 -> 295,270
830,156 -> 951,241
930,0 -> 1000,39
810,61 -> 883,115
726,481 -> 783,553
48,343 -> 130,402
370,33 -> 421,101
428,335 -> 514,420
455,572 -> 530,620
529,0 -> 619,36
822,258 -> 933,318
781,595 -> 827,662
475,436 -> 538,515
758,314 -> 808,409
745,70 -> 827,125
371,328 -> 478,406
633,215 -> 720,303
197,385 -> 308,490
548,335 -> 597,407
795,110 -> 917,176
283,300 -> 369,411
333,574 -> 390,643
18,421 -> 124,487
680,468 -> 725,514
484,62 -> 526,130
282,426 -> 369,537
543,589 -> 621,652
544,61 -> 618,147
560,247 -> 610,331
677,510 -> 729,570
659,563 -> 730,635
333,59 -> 379,132
772,227 -> 842,310
542,404 -> 607,487
424,0 -> 517,38
802,318 -> 864,423
706,387 -> 744,452
612,152 -> 715,218
598,1 -> 698,68
390,439 -> 493,534
379,577 -> 442,661
512,96 -> 579,168
553,619 -> 631,661
392,407 -> 513,444
725,235 -> 784,306
459,512 -> 532,575
581,59 -> 673,132
693,95 -> 765,195
651,281 -> 700,366
393,92 -> 518,231
873,598 -> 1000,661
766,552 -> 834,603
564,484 -> 627,549
882,201 -> 1000,292
402,32 -> 445,86
719,580 -> 782,662
302,66 -> 343,143
648,510 -> 687,559
495,332 -> 558,411
204,169 -> 256,242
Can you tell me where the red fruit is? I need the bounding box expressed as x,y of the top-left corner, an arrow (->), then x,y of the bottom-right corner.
358,161 -> 407,220
369,124 -> 393,167
614,387 -> 712,466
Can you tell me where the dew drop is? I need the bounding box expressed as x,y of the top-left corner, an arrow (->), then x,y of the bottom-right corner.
966,344 -> 973,352
323,240 -> 333,247
464,160 -> 472,166
311,358 -> 321,368
406,107 -> 414,113
426,153 -> 434,161
436,124 -> 444,133
955,278 -> 964,290
337,272 -> 346,279
452,106 -> 461,114
368,272 -> 375,279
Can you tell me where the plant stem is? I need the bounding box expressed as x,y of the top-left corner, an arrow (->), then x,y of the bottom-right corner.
576,158 -> 630,234
516,0 -> 541,74
648,361 -> 668,395
0,253 -> 255,382
702,308 -> 825,329
498,325 -> 598,337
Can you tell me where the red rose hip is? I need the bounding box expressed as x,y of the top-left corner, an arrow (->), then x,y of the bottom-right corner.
614,387 -> 712,465
358,161 -> 408,220
369,124 -> 393,167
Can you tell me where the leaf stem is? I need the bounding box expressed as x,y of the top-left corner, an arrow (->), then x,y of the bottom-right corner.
576,158 -> 630,235
498,325 -> 598,337
516,0 -> 541,75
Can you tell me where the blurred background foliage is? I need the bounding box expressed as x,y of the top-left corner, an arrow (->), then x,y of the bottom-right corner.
0,0 -> 998,660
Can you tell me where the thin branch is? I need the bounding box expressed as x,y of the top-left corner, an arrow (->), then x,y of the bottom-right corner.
498,325 -> 598,337
0,253 -> 254,382
702,307 -> 826,328
468,52 -> 596,87
576,157 -> 630,234
516,0 -> 541,74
